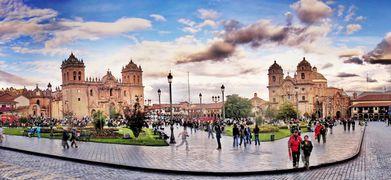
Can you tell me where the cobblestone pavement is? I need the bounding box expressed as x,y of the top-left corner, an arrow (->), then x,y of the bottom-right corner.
0,124 -> 362,173
0,122 -> 389,179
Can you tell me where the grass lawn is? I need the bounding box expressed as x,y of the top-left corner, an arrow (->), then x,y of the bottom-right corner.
3,127 -> 168,146
224,125 -> 308,142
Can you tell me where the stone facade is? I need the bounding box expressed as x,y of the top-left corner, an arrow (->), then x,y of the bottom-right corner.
267,57 -> 350,119
0,53 -> 144,119
350,91 -> 391,120
60,53 -> 144,119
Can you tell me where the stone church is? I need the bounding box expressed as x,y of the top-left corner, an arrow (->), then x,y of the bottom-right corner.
267,57 -> 350,119
53,53 -> 144,119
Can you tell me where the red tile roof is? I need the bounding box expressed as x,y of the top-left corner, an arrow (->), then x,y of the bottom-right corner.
351,102 -> 391,107
354,93 -> 391,101
0,93 -> 16,103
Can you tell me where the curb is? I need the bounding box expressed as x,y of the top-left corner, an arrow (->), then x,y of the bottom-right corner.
0,127 -> 366,176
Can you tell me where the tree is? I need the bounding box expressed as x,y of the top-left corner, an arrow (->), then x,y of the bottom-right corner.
224,94 -> 252,120
109,107 -> 121,119
92,110 -> 106,130
125,100 -> 147,138
264,106 -> 277,121
276,102 -> 298,121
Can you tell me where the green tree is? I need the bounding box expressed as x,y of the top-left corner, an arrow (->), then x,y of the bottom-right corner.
276,102 -> 298,120
109,107 -> 121,119
224,94 -> 252,120
92,110 -> 106,130
264,106 -> 277,120
125,100 -> 147,138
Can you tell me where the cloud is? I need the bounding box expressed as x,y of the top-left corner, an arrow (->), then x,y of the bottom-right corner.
344,57 -> 363,65
178,16 -> 333,64
346,24 -> 361,35
338,48 -> 363,58
178,18 -> 217,34
0,69 -> 35,86
321,63 -> 333,69
197,9 -> 219,20
45,17 -> 151,48
355,16 -> 366,22
344,5 -> 356,22
337,72 -> 359,78
337,5 -> 345,17
290,0 -> 332,24
367,77 -> 378,83
150,14 -> 166,22
362,32 -> 391,65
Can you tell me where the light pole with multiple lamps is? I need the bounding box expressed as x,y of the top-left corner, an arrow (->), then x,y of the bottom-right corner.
221,84 -> 225,121
167,72 -> 176,144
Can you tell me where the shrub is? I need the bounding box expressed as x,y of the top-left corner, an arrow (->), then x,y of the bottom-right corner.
259,124 -> 279,133
92,110 -> 107,130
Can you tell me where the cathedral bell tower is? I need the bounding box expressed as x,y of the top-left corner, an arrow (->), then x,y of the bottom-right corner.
121,59 -> 144,108
61,53 -> 86,85
267,60 -> 283,106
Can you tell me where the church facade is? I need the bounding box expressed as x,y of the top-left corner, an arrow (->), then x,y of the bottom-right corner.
58,53 -> 144,119
267,57 -> 350,119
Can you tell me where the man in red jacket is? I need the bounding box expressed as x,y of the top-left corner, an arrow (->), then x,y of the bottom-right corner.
288,130 -> 302,168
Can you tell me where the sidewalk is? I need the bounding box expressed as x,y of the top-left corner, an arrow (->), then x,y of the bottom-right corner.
0,125 -> 364,174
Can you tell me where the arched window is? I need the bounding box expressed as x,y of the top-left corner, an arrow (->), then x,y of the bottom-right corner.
73,71 -> 77,80
36,100 -> 40,106
90,89 -> 93,96
301,73 -> 305,79
110,88 -> 113,96
78,71 -> 81,81
133,75 -> 136,84
124,90 -> 127,97
302,96 -> 305,101
272,76 -> 276,82
66,72 -> 69,81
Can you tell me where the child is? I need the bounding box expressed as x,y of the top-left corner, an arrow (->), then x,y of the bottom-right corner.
301,135 -> 313,169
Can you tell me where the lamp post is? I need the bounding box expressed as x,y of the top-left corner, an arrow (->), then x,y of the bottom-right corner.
316,95 -> 319,119
221,84 -> 225,121
199,93 -> 202,118
167,72 -> 175,144
157,89 -> 161,106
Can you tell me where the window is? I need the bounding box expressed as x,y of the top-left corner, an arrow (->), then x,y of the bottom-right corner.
273,98 -> 276,102
133,75 -> 136,84
73,71 -> 77,80
78,98 -> 81,101
301,88 -> 305,91
354,107 -> 357,110
302,96 -> 305,101
272,90 -> 275,93
272,76 -> 276,82
301,73 -> 305,79
66,72 -> 69,81
36,100 -> 40,106
78,71 -> 81,81
110,88 -> 113,96
124,90 -> 127,97
90,89 -> 93,96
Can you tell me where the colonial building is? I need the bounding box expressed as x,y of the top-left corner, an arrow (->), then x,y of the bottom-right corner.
350,91 -> 391,120
267,57 -> 350,119
250,93 -> 269,118
60,53 -> 144,119
0,53 -> 145,119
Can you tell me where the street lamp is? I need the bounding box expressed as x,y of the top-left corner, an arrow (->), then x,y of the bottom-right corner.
157,89 -> 161,106
221,84 -> 225,121
167,72 -> 175,144
316,95 -> 319,119
199,93 -> 202,118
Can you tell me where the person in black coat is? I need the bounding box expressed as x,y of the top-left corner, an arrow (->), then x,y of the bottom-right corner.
232,124 -> 239,148
62,129 -> 70,149
215,124 -> 222,150
301,135 -> 313,169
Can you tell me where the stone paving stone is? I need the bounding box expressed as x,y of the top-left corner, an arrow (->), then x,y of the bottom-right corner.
0,124 -> 363,173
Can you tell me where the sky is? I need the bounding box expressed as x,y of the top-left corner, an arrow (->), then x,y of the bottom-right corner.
0,0 -> 390,104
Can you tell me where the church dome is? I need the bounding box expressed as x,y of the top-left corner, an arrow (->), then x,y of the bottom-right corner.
268,60 -> 283,73
61,53 -> 85,69
102,70 -> 117,83
313,72 -> 327,80
122,59 -> 142,72
297,57 -> 312,71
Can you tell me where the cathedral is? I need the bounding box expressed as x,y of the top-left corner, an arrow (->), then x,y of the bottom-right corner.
267,57 -> 350,119
0,53 -> 144,120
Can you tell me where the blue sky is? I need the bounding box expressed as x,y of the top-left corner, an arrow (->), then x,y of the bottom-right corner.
0,0 -> 390,103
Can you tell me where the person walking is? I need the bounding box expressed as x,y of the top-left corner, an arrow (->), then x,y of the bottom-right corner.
239,124 -> 246,148
347,119 -> 351,131
387,118 -> 391,126
342,119 -> 347,131
215,123 -> 222,150
328,119 -> 334,134
288,130 -> 302,168
352,119 -> 356,131
207,122 -> 214,139
70,128 -> 78,148
245,125 -> 252,145
62,129 -> 70,149
232,124 -> 239,148
176,127 -> 189,151
314,122 -> 326,143
301,135 -> 313,169
253,124 -> 260,146
36,126 -> 41,139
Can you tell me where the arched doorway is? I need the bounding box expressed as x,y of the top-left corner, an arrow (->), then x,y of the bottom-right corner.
336,111 -> 341,119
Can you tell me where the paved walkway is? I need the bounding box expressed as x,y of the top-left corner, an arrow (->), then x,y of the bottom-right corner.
0,124 -> 363,173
